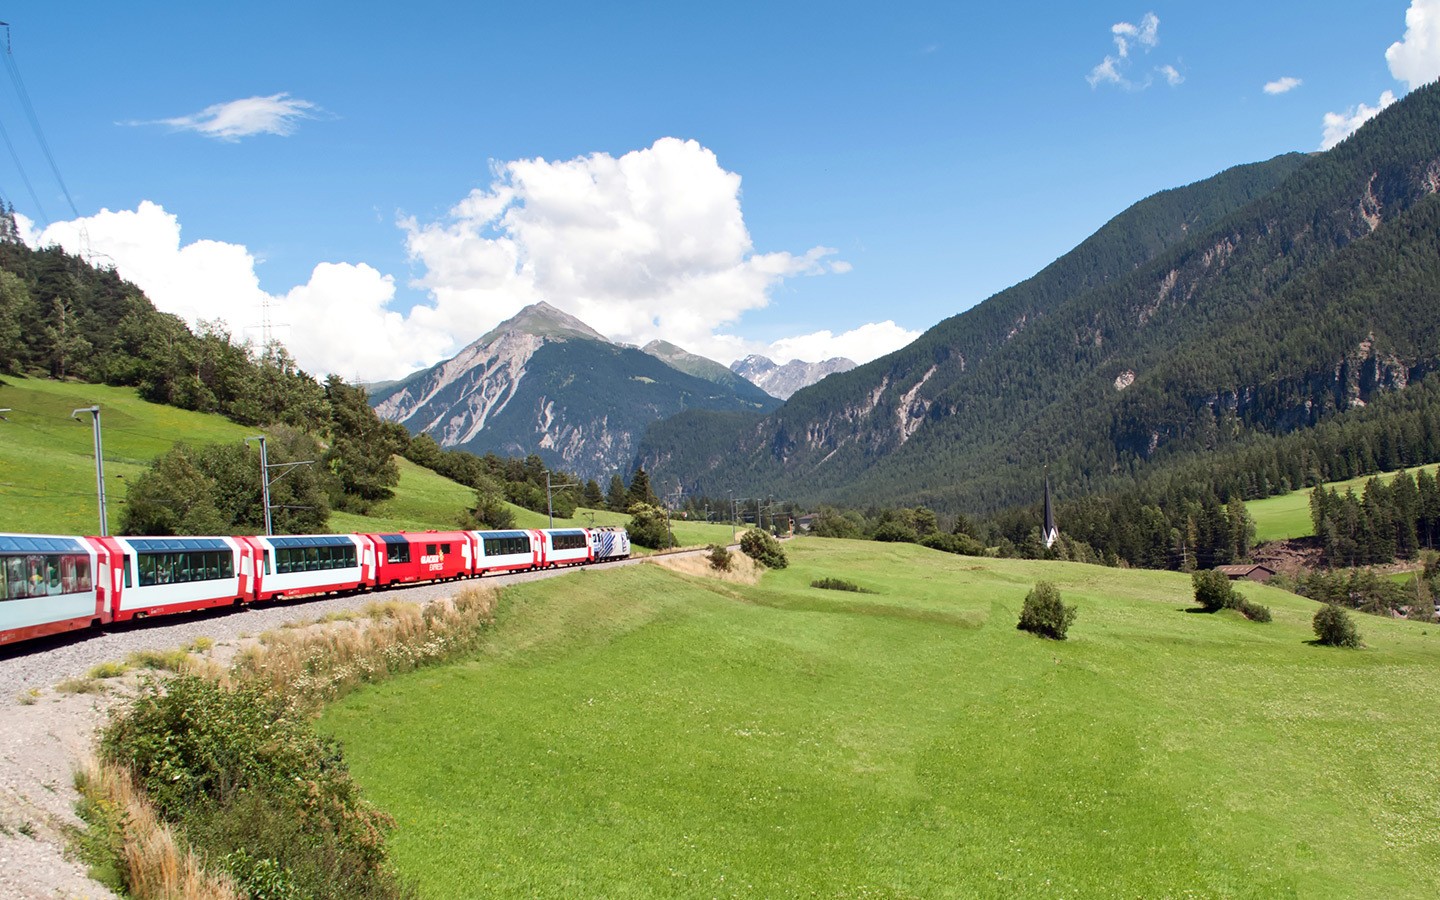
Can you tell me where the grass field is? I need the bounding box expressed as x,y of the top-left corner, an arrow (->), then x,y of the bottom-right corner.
0,376 -> 256,534
1247,463 -> 1440,542
320,539 -> 1440,898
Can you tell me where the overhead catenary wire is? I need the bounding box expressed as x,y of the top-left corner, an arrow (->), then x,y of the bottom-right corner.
0,105 -> 47,226
0,21 -> 79,220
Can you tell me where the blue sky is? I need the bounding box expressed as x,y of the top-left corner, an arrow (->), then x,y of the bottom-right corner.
3,2 -> 1436,381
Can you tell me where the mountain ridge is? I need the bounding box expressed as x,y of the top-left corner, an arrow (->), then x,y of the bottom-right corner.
639,83 -> 1440,513
729,354 -> 857,400
370,303 -> 774,479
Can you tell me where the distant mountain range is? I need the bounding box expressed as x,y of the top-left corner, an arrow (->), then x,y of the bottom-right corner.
638,81 -> 1440,514
730,354 -> 856,401
369,302 -> 779,479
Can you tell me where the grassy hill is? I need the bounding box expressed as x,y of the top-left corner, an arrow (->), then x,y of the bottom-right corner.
1246,463 -> 1440,542
319,539 -> 1440,897
1,375 -> 739,547
0,376 -> 257,534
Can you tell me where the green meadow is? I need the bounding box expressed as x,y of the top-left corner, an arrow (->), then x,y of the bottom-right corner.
0,376 -> 256,534
1247,463 -> 1440,542
320,539 -> 1440,898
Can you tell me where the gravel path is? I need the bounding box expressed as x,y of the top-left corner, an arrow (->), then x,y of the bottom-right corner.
0,551 -> 696,900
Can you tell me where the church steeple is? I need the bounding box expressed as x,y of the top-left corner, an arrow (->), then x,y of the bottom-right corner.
1043,468 -> 1059,549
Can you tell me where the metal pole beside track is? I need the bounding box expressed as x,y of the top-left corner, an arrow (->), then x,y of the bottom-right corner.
246,436 -> 273,537
71,406 -> 107,536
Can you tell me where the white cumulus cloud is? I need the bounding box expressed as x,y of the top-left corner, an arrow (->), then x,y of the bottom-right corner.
24,139 -> 892,380
1087,12 -> 1181,90
1320,1 -> 1440,150
402,137 -> 851,364
1264,76 -> 1303,94
1320,90 -> 1397,150
126,93 -> 320,141
765,321 -> 920,366
1386,0 -> 1440,90
26,202 -> 438,380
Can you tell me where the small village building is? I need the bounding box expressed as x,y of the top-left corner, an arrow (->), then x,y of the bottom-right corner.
1215,563 -> 1277,584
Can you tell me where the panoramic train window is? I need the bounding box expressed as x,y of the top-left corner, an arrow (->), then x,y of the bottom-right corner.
482,535 -> 529,556
274,543 -> 358,574
551,532 -> 588,551
135,551 -> 234,587
0,553 -> 93,600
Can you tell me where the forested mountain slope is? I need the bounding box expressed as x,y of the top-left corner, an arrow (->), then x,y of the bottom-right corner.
640,82 -> 1440,514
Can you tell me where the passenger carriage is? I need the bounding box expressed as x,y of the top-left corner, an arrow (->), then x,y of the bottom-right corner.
543,528 -> 592,567
364,531 -> 473,588
0,533 -> 103,645
242,534 -> 372,602
470,529 -> 543,575
89,535 -> 259,622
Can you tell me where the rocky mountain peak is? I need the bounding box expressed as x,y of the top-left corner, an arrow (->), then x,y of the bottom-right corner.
483,301 -> 610,344
730,354 -> 857,400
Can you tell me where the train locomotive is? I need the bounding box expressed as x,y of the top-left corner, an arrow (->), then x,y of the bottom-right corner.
0,526 -> 630,648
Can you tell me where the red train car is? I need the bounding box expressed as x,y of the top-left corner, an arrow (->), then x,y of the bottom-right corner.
542,528 -> 592,568
364,532 -> 474,588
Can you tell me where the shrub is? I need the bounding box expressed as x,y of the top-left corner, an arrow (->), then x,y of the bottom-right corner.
811,577 -> 865,593
1017,581 -> 1077,640
100,676 -> 410,899
56,677 -> 106,695
1313,603 -> 1362,648
705,544 -> 733,572
627,503 -> 676,550
1192,570 -> 1237,612
125,648 -> 191,672
88,661 -> 130,679
739,528 -> 788,569
1236,598 -> 1272,623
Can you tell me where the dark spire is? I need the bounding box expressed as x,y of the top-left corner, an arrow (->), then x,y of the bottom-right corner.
1043,468 -> 1058,549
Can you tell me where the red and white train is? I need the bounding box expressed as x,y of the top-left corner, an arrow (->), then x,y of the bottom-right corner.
0,526 -> 630,649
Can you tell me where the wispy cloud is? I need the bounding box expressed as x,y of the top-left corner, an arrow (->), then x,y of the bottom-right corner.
1263,76 -> 1303,95
1320,91 -> 1397,150
1087,12 -> 1182,90
125,93 -> 320,141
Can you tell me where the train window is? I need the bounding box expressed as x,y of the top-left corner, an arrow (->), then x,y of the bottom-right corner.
426,543 -> 437,556
483,536 -> 529,556
387,543 -> 410,564
135,551 -> 233,587
552,533 -> 587,551
1,557 -> 21,599
441,543 -> 451,554
123,555 -> 132,589
0,553 -> 93,599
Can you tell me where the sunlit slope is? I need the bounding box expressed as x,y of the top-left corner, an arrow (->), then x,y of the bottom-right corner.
0,376 -> 505,536
0,376 -> 255,534
1246,463 -> 1440,542
1,376 -> 733,544
321,539 -> 1440,898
